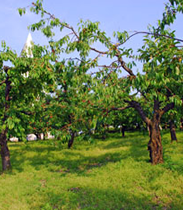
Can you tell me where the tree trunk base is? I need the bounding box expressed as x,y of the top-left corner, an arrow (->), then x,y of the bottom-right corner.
170,121 -> 177,143
148,142 -> 163,164
1,144 -> 11,171
120,127 -> 125,138
148,122 -> 163,165
68,132 -> 75,149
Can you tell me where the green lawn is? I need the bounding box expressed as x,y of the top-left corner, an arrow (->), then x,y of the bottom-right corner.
0,131 -> 183,210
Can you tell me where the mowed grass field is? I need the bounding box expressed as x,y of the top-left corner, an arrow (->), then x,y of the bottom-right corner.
0,131 -> 183,210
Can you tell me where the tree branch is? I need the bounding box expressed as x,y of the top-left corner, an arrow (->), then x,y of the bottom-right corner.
115,50 -> 135,76
107,105 -> 131,114
161,102 -> 174,115
90,47 -> 108,55
125,100 -> 151,125
0,80 -> 5,86
20,111 -> 33,115
117,31 -> 183,46
3,66 -> 11,73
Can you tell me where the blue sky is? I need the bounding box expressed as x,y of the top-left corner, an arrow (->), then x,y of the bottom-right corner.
0,0 -> 182,56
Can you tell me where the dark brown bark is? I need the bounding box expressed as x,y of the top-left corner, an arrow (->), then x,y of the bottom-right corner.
162,102 -> 174,114
164,123 -> 168,130
108,106 -> 131,113
125,100 -> 151,125
68,131 -> 75,149
116,52 -> 135,76
102,124 -> 107,140
169,121 -> 177,142
0,80 -> 6,86
148,111 -> 163,164
0,66 -> 12,171
120,126 -> 125,137
127,99 -> 164,164
0,130 -> 11,171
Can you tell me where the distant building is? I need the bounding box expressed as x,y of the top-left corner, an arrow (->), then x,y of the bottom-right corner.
9,33 -> 55,142
20,32 -> 33,58
20,33 -> 33,77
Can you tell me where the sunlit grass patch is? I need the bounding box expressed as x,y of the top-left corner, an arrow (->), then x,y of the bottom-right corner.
0,131 -> 182,209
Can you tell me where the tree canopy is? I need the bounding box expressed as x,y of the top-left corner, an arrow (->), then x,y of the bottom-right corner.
0,0 -> 182,171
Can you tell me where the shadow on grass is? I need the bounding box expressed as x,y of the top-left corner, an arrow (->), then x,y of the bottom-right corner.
101,133 -> 147,149
37,184 -> 177,210
10,147 -> 128,175
7,132 -> 150,175
100,132 -> 149,162
7,131 -> 183,174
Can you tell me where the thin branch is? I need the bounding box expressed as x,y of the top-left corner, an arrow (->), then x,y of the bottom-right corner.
161,102 -> 174,115
3,66 -> 11,73
102,105 -> 131,117
32,3 -> 137,77
107,105 -> 131,113
20,111 -> 33,115
90,47 -> 108,55
0,80 -> 5,86
116,52 -> 135,76
97,60 -> 119,69
117,31 -> 183,47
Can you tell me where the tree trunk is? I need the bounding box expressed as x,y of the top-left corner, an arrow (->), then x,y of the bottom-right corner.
169,121 -> 177,142
164,123 -> 168,130
102,124 -> 107,140
127,99 -> 175,165
0,130 -> 11,171
147,125 -> 151,136
102,133 -> 106,140
180,118 -> 183,131
120,126 -> 125,137
68,131 -> 75,149
36,133 -> 43,140
0,67 -> 12,171
148,119 -> 163,165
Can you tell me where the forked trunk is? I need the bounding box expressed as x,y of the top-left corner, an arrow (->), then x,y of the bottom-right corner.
0,130 -> 11,171
169,121 -> 177,142
148,120 -> 163,164
127,99 -> 174,165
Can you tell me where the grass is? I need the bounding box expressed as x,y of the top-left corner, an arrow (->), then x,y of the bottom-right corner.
0,131 -> 183,210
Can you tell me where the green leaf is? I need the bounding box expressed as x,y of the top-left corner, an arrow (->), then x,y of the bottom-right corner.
18,8 -> 26,16
175,66 -> 180,75
7,118 -> 15,130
